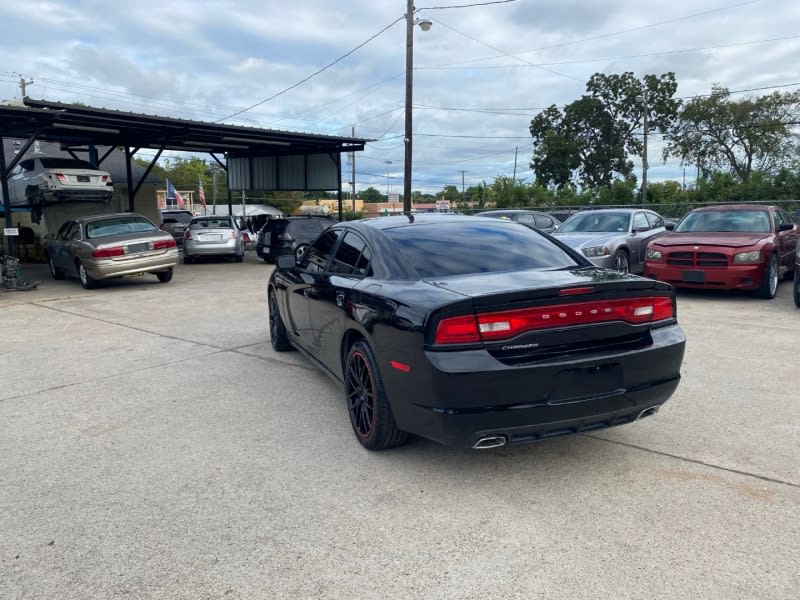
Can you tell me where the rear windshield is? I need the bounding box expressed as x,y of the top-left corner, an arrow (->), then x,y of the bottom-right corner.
383,221 -> 580,278
557,212 -> 630,233
288,219 -> 334,237
162,211 -> 194,223
86,216 -> 157,238
39,158 -> 98,170
191,217 -> 233,228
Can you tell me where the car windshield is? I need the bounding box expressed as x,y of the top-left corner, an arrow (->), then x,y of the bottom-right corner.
39,158 -> 99,170
557,212 -> 630,233
86,216 -> 157,238
383,221 -> 579,278
675,209 -> 771,233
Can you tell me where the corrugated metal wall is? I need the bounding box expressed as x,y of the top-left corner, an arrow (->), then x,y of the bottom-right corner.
228,154 -> 338,191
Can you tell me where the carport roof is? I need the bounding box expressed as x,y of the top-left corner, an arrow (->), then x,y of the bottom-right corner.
0,97 -> 368,156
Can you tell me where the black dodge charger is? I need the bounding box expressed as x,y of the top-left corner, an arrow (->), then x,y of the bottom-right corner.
267,214 -> 686,450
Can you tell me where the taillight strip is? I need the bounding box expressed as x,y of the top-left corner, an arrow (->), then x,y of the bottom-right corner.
434,297 -> 674,345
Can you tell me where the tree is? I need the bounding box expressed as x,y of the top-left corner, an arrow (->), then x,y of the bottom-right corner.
664,86 -> 800,184
530,72 -> 680,189
359,187 -> 384,202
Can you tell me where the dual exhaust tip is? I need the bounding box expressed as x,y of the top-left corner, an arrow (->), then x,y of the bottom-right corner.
472,405 -> 661,450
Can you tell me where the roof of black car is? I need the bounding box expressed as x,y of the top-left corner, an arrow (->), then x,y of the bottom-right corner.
355,213 -> 498,231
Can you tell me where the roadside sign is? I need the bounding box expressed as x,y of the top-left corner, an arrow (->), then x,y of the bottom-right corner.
388,193 -> 399,203
3,228 -> 19,236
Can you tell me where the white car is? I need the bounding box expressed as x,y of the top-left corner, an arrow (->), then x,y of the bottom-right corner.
7,156 -> 113,214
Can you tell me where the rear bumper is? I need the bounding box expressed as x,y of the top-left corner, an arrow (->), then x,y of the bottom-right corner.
85,250 -> 178,280
184,239 -> 240,256
384,324 -> 686,448
645,262 -> 764,290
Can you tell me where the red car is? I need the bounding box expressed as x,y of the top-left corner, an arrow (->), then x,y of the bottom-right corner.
644,204 -> 798,299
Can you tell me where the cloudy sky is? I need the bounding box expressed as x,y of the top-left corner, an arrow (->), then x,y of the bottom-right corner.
1,0 -> 799,195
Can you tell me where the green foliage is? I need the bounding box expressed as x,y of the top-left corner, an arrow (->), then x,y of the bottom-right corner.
530,72 -> 680,189
341,210 -> 364,221
359,187 -> 384,202
665,87 -> 800,183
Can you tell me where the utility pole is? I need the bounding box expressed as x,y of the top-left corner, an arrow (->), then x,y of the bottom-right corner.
17,75 -> 33,98
351,125 -> 356,212
459,170 -> 466,205
636,90 -> 649,205
512,146 -> 518,182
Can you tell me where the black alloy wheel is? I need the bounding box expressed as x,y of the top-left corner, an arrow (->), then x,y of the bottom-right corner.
294,244 -> 308,262
268,290 -> 291,351
794,279 -> 800,308
345,340 -> 408,450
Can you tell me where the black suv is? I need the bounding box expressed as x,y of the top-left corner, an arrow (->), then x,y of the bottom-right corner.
160,210 -> 194,245
256,216 -> 337,262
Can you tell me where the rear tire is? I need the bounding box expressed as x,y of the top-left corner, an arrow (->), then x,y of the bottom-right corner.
268,290 -> 292,351
345,340 -> 408,451
756,254 -> 779,299
156,269 -> 173,283
77,261 -> 97,289
794,279 -> 800,308
47,254 -> 65,280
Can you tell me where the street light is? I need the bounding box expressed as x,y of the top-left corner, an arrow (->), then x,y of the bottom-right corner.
636,89 -> 649,205
385,160 -> 392,196
404,1 -> 432,215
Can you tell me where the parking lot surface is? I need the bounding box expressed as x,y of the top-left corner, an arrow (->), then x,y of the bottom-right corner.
1,255 -> 798,600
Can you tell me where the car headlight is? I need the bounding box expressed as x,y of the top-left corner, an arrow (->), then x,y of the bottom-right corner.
582,245 -> 610,257
646,248 -> 663,261
733,250 -> 762,264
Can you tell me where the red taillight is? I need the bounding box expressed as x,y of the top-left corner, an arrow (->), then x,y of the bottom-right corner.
153,239 -> 176,250
91,246 -> 125,258
434,297 -> 674,345
55,172 -> 68,182
101,175 -> 109,183
183,230 -> 191,240
241,232 -> 251,243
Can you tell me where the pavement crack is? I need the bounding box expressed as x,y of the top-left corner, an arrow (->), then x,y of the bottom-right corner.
581,433 -> 800,490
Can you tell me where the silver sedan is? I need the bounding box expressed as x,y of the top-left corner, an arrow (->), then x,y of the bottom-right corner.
552,208 -> 668,274
182,215 -> 246,263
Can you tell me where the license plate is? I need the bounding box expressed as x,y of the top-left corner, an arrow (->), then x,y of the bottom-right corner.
551,364 -> 623,403
683,270 -> 705,283
127,242 -> 149,254
77,175 -> 90,182
202,234 -> 223,241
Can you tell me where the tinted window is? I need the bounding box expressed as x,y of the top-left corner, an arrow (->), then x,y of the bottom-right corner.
290,219 -> 331,238
39,158 -> 98,169
162,211 -> 193,223
331,232 -> 372,277
301,229 -> 342,273
383,221 -> 579,278
516,213 -> 535,226
535,214 -> 554,229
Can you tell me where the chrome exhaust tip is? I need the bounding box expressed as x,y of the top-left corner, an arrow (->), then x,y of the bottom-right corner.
637,405 -> 660,420
472,435 -> 507,450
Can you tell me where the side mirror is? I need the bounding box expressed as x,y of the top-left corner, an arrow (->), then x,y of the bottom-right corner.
665,223 -> 676,231
633,225 -> 650,233
778,222 -> 794,232
276,255 -> 296,270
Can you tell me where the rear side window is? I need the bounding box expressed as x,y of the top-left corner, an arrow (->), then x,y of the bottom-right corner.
384,221 -> 580,278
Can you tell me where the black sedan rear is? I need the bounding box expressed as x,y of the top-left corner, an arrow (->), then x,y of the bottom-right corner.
267,214 -> 686,450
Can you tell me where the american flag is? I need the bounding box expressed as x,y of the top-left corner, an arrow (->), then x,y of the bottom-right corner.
166,179 -> 186,208
197,176 -> 206,207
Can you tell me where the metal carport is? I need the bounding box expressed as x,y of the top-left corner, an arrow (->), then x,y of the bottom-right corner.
0,97 -> 367,253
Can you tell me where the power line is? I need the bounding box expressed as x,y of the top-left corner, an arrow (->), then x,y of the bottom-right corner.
215,16 -> 405,123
